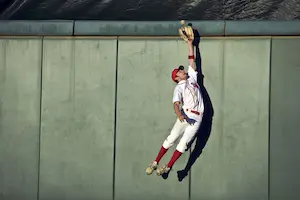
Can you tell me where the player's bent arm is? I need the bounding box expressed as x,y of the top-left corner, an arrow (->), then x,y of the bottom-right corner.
173,102 -> 182,118
188,40 -> 196,71
172,86 -> 184,120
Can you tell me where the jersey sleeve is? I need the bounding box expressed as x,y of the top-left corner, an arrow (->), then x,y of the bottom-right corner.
187,65 -> 198,83
172,86 -> 183,103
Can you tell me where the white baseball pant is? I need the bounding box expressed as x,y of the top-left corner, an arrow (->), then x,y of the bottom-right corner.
162,116 -> 203,153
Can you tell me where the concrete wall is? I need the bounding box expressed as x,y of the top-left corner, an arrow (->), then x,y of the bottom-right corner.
190,38 -> 270,200
39,37 -> 116,200
0,37 -> 41,200
269,38 -> 300,200
0,36 -> 299,200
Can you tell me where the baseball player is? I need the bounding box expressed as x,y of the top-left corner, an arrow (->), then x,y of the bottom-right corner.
146,39 -> 204,176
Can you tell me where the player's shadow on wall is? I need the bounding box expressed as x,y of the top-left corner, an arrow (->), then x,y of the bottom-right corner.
162,27 -> 214,182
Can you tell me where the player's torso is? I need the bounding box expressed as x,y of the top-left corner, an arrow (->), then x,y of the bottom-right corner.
179,80 -> 202,110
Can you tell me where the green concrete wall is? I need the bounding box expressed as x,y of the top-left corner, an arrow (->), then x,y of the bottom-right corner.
116,39 -> 190,200
190,38 -> 270,200
0,36 -> 299,200
1,20 -> 300,36
0,37 -> 42,200
38,38 -> 117,200
270,38 -> 300,200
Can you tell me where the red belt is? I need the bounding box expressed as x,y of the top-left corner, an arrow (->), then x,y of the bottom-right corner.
185,109 -> 200,115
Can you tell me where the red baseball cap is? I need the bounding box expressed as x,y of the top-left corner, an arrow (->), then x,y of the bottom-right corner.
171,65 -> 184,82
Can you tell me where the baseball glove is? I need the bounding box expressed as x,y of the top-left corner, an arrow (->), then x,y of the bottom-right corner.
178,20 -> 194,42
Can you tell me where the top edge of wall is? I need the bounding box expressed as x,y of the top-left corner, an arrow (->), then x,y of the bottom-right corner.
0,20 -> 300,36
0,20 -> 74,36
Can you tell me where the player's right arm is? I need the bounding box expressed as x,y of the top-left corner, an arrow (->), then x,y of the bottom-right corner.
174,102 -> 184,122
172,86 -> 185,122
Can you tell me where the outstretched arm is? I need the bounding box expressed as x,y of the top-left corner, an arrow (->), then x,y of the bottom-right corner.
188,40 -> 196,71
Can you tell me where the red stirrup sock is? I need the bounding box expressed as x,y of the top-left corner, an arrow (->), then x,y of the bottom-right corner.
155,146 -> 168,163
167,150 -> 182,168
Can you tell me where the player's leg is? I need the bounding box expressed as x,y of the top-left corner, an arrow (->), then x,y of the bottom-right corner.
156,118 -> 202,175
146,118 -> 188,175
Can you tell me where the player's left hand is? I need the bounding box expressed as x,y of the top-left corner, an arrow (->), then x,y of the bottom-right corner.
178,20 -> 194,42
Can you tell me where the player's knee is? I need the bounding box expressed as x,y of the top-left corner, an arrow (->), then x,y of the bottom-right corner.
162,138 -> 174,149
176,142 -> 187,153
164,134 -> 177,147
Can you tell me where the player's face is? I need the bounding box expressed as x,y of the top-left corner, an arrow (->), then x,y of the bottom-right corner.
176,69 -> 187,80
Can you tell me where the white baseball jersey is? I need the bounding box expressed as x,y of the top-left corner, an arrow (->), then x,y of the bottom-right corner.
172,65 -> 204,121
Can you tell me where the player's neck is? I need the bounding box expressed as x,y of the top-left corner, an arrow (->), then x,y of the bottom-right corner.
177,79 -> 186,84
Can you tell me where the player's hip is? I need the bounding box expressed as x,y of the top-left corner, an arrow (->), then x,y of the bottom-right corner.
182,104 -> 204,115
181,108 -> 203,123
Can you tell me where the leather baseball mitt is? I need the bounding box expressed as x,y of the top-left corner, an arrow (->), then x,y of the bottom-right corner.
178,20 -> 194,42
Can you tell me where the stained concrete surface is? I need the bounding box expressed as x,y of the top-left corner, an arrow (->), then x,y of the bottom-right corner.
115,38 -> 190,200
0,36 -> 297,200
189,38 -> 225,200
38,38 -> 116,200
0,37 -> 42,200
220,38 -> 269,200
270,38 -> 300,200
186,38 -> 270,200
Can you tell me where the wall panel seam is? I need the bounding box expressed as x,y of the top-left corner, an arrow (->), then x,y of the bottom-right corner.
268,36 -> 273,200
37,36 -> 44,200
112,37 -> 119,200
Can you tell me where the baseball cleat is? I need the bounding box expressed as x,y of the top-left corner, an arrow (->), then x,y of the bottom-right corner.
146,161 -> 158,175
156,164 -> 170,176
